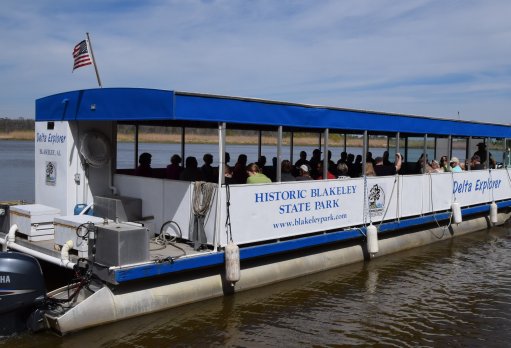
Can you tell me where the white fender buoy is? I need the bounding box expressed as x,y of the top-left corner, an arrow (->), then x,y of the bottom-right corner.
452,202 -> 462,224
366,224 -> 379,256
490,202 -> 498,224
225,241 -> 240,285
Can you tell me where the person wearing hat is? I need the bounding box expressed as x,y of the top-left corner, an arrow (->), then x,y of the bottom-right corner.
449,157 -> 463,172
296,164 -> 312,181
474,142 -> 495,168
135,152 -> 153,177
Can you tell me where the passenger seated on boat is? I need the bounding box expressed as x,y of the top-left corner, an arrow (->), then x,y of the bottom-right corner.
180,156 -> 203,181
224,152 -> 233,181
256,155 -> 267,169
365,162 -> 376,176
281,160 -> 296,182
166,154 -> 183,180
337,163 -> 350,179
134,152 -> 153,177
246,163 -> 272,184
470,155 -> 484,170
416,153 -> 432,174
366,152 -> 375,166
337,151 -> 348,165
309,149 -> 322,179
232,154 -> 249,184
324,150 -> 337,176
316,161 -> 336,180
296,164 -> 312,181
257,155 -> 274,179
439,155 -> 451,172
382,151 -> 392,166
474,142 -> 496,168
374,153 -> 402,176
449,157 -> 463,172
295,151 -> 310,169
200,153 -> 216,182
349,154 -> 362,177
429,160 -> 444,173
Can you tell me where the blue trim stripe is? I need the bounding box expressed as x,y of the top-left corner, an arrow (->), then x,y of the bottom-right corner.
114,200 -> 511,283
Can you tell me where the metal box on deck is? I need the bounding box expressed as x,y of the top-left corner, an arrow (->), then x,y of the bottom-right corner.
93,196 -> 142,222
54,215 -> 105,257
90,222 -> 149,267
9,204 -> 60,241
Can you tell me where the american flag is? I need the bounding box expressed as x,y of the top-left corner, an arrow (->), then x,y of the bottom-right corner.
72,40 -> 92,71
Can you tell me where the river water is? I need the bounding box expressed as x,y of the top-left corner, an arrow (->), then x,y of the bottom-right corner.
1,140 -> 510,347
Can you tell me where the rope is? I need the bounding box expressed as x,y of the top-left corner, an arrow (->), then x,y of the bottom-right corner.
489,168 -> 495,202
191,181 -> 217,250
149,221 -> 187,258
376,174 -> 398,230
427,172 -> 452,239
363,174 -> 371,225
225,184 -> 233,242
193,181 -> 217,216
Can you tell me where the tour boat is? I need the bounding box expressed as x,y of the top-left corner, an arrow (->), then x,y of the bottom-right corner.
1,87 -> 511,335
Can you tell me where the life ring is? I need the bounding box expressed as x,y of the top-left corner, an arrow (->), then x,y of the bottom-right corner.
80,131 -> 111,168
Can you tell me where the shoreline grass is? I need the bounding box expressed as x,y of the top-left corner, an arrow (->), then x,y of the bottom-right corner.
1,130 -> 494,151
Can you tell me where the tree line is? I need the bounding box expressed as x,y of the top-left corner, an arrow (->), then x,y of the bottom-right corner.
0,118 -> 34,133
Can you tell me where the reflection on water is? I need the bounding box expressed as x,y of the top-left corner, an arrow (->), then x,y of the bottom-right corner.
2,227 -> 510,347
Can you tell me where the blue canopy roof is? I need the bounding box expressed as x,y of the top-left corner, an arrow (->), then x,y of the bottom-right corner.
35,87 -> 511,138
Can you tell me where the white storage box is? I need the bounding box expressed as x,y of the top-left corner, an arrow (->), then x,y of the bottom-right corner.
54,215 -> 105,257
10,204 -> 61,241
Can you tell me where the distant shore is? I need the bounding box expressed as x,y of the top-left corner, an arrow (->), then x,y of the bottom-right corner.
0,131 -> 34,141
2,130 -> 385,147
1,130 -> 478,150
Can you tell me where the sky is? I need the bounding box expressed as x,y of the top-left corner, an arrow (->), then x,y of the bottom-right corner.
1,0 -> 511,124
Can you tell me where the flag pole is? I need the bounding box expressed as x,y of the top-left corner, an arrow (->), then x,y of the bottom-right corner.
86,32 -> 102,88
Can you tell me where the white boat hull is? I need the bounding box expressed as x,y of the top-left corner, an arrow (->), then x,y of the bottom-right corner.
45,212 -> 509,334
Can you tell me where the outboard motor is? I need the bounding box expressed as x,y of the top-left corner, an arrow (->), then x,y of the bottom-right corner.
0,252 -> 47,335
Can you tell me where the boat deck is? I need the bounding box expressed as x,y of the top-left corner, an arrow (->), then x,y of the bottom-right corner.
0,231 -> 207,263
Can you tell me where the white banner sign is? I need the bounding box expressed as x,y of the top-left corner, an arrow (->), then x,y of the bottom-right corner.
224,169 -> 511,246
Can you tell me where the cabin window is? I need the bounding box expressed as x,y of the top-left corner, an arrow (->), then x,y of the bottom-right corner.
116,124 -> 137,170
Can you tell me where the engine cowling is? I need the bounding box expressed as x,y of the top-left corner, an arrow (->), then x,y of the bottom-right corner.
0,252 -> 47,335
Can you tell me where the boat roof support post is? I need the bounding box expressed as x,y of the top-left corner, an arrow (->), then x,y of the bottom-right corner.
396,132 -> 400,155
258,130 -> 262,160
465,138 -> 471,170
218,123 -> 226,186
134,124 -> 139,169
290,131 -> 294,164
434,137 -> 437,159
215,122 -> 226,251
506,139 -> 511,168
404,137 -> 408,165
486,137 -> 491,169
180,127 -> 185,166
277,126 -> 283,182
448,135 -> 452,159
467,137 -> 472,170
363,130 -> 368,177
323,128 -> 329,179
343,133 -> 347,152
423,134 -> 428,174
